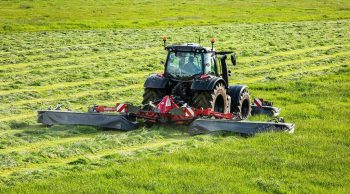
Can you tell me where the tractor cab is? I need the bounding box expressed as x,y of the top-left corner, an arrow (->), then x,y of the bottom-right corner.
164,44 -> 217,80
162,40 -> 236,85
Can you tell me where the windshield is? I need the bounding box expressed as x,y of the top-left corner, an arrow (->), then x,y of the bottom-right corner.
166,51 -> 203,78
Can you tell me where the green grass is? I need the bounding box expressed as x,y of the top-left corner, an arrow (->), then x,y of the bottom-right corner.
0,0 -> 350,31
0,1 -> 350,193
2,62 -> 349,192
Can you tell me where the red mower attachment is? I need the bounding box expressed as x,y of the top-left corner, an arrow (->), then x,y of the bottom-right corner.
92,103 -> 128,113
89,95 -> 240,125
38,96 -> 294,135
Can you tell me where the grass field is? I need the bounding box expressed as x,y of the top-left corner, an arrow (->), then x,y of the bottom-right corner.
0,0 -> 350,193
1,0 -> 350,31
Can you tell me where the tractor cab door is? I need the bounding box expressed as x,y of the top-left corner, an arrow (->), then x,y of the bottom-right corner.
204,53 -> 218,76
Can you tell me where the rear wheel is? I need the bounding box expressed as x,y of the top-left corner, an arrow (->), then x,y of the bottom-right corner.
142,88 -> 165,105
192,83 -> 230,113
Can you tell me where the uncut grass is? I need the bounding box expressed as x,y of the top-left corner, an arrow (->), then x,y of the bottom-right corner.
0,126 -> 187,175
0,139 -> 197,188
0,128 -> 162,170
0,0 -> 350,32
0,126 -> 195,187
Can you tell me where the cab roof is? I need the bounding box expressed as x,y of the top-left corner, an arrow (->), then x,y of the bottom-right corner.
165,43 -> 214,53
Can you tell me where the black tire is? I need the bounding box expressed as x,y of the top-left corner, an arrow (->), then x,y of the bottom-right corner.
142,88 -> 165,105
192,83 -> 230,113
232,89 -> 251,120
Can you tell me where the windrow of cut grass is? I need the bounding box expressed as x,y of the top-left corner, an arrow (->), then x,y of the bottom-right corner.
1,20 -> 349,127
233,59 -> 350,84
2,46 -> 348,95
0,56 -> 346,122
0,87 -> 145,123
1,19 -> 348,63
2,43 -> 349,88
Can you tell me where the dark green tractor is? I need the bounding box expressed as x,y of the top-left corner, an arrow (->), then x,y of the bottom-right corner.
143,40 -> 251,119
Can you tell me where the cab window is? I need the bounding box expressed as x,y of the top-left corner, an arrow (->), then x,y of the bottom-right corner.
204,53 -> 217,75
166,52 -> 203,77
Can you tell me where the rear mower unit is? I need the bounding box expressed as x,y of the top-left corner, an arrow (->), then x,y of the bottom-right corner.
38,38 -> 294,135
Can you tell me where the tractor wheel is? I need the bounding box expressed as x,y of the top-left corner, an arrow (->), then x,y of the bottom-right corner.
232,89 -> 251,120
142,88 -> 165,105
192,83 -> 230,113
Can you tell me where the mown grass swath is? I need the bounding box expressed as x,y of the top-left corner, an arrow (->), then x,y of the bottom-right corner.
0,6 -> 349,193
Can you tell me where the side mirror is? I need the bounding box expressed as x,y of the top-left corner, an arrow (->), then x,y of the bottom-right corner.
231,54 -> 236,66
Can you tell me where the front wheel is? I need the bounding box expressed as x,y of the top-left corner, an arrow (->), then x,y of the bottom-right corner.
142,88 -> 165,105
232,89 -> 251,120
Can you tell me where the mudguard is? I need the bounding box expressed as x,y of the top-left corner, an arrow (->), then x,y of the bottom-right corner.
227,85 -> 248,107
191,76 -> 227,91
143,74 -> 169,89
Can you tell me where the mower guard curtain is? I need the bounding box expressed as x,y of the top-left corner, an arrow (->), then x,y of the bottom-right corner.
37,110 -> 137,130
251,105 -> 281,117
189,119 -> 295,135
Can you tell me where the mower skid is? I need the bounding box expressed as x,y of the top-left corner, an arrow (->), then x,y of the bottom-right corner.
189,119 -> 294,135
37,110 -> 138,130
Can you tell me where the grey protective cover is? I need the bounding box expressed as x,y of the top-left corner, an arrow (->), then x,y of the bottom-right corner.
251,105 -> 281,117
37,110 -> 137,130
189,119 -> 295,135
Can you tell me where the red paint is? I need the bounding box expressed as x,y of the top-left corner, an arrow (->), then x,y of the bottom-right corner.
199,74 -> 209,79
254,98 -> 264,108
157,95 -> 179,114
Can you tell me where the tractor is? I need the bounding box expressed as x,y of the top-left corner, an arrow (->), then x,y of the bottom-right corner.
143,37 -> 250,120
